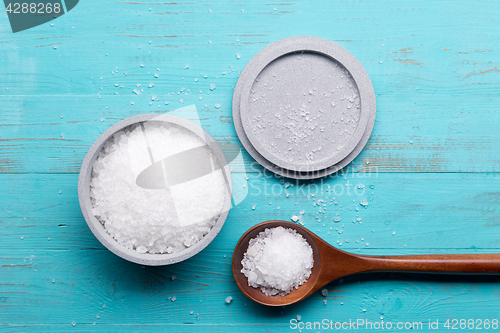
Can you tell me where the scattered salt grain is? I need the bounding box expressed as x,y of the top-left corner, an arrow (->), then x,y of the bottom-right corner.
321,288 -> 328,297
171,296 -> 176,302
297,315 -> 301,321
241,226 -> 313,296
291,215 -> 299,222
225,296 -> 232,304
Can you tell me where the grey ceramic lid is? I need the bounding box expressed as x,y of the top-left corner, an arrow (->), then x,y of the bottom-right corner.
233,36 -> 376,179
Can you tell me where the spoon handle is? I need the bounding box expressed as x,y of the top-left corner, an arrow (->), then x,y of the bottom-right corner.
360,254 -> 500,274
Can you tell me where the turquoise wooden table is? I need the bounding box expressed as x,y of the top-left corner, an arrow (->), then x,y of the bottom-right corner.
1,0 -> 500,331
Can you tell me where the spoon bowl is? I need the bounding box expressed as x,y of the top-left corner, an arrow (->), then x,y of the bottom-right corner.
233,220 -> 500,306
232,220 -> 362,306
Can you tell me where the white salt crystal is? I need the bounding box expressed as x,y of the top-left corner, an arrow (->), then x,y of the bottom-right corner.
89,122 -> 227,255
297,315 -> 301,321
321,288 -> 328,297
247,243 -> 261,257
291,215 -> 299,222
171,296 -> 176,302
225,296 -> 232,304
241,226 -> 313,296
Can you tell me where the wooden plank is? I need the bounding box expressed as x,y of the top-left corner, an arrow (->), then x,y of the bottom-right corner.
1,172 -> 499,252
0,90 -> 499,173
2,250 -> 500,329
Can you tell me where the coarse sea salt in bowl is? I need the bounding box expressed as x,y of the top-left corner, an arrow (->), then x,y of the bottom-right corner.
78,114 -> 232,266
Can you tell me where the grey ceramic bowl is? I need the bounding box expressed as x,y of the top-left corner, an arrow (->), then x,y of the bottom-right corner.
78,114 -> 232,266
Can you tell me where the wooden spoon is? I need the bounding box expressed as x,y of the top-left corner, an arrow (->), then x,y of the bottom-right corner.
232,220 -> 500,306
